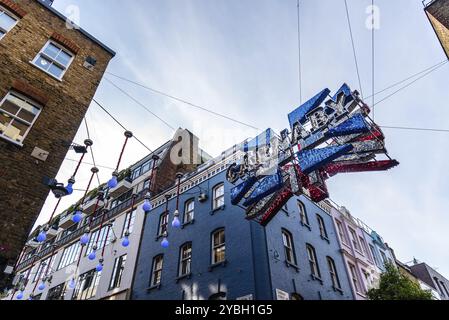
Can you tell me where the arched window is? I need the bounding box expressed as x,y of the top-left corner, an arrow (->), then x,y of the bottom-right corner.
298,201 -> 309,226
316,214 -> 328,239
179,243 -> 192,277
212,229 -> 226,264
213,183 -> 225,209
150,255 -> 163,287
326,257 -> 341,290
306,244 -> 321,278
282,229 -> 297,265
184,199 -> 195,224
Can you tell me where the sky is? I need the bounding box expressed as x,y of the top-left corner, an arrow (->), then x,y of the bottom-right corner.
33,0 -> 449,277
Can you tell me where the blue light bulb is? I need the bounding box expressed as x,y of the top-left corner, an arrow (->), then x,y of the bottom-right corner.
37,231 -> 47,243
80,234 -> 90,245
172,217 -> 181,229
108,176 -> 118,189
161,238 -> 169,248
88,251 -> 96,261
142,200 -> 152,212
72,211 -> 83,223
17,291 -> 24,300
66,183 -> 74,195
96,263 -> 103,272
38,282 -> 46,291
121,237 -> 130,247
68,279 -> 76,289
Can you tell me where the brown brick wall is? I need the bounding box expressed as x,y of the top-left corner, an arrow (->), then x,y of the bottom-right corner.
0,0 -> 114,287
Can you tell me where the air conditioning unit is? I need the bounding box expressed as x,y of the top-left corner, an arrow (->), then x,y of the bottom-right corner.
198,193 -> 208,202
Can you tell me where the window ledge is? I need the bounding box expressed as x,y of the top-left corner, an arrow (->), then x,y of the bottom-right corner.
310,274 -> 323,285
181,219 -> 195,229
321,235 -> 330,244
285,261 -> 300,273
332,286 -> 344,295
155,235 -> 163,242
211,205 -> 226,215
209,260 -> 227,271
300,222 -> 311,231
147,284 -> 162,292
0,134 -> 24,147
176,273 -> 192,282
28,61 -> 63,82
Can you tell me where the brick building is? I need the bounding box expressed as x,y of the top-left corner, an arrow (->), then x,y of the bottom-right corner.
425,0 -> 449,59
0,0 -> 115,289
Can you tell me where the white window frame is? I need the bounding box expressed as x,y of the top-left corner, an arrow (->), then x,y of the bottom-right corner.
0,6 -> 19,40
213,184 -> 225,209
184,199 -> 195,224
212,229 -> 226,265
31,40 -> 75,80
179,243 -> 192,277
0,91 -> 42,146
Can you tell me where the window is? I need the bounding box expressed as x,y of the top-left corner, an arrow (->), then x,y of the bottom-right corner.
0,92 -> 42,144
141,160 -> 151,174
335,220 -> 348,244
184,199 -> 195,224
212,229 -> 226,265
306,244 -> 321,278
110,190 -> 132,209
72,269 -> 101,300
33,256 -> 53,283
316,214 -> 328,239
369,244 -> 379,266
86,224 -> 113,255
121,210 -> 136,237
0,6 -> 18,39
46,282 -> 67,300
348,228 -> 361,252
327,257 -> 341,290
213,184 -> 225,209
362,269 -> 372,290
282,229 -> 297,265
359,237 -> 368,256
348,263 -> 361,293
32,40 -> 74,79
58,242 -> 81,270
179,243 -> 192,276
380,251 -> 388,265
131,167 -> 142,180
440,281 -> 449,297
150,255 -> 163,287
298,201 -> 309,226
158,212 -> 169,237
109,254 -> 127,291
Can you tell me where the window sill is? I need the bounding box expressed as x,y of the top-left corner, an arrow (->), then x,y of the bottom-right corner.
147,284 -> 162,292
28,61 -> 64,82
209,260 -> 227,271
310,274 -> 323,285
300,222 -> 311,231
285,261 -> 300,273
176,273 -> 192,283
0,134 -> 24,147
210,205 -> 226,215
181,219 -> 195,229
321,235 -> 330,244
332,286 -> 344,295
155,235 -> 164,242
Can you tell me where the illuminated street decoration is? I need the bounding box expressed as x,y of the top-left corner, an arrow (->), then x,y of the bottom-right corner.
226,83 -> 399,226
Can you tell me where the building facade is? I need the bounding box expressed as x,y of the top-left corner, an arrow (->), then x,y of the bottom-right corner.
132,147 -> 353,300
410,262 -> 449,300
425,0 -> 449,59
4,129 -> 209,300
0,0 -> 115,288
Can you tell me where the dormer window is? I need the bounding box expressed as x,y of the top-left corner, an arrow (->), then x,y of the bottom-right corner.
32,40 -> 74,80
0,6 -> 18,40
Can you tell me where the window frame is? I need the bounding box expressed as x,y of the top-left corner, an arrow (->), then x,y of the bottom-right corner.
348,263 -> 362,294
72,269 -> 101,300
316,214 -> 328,239
282,229 -> 297,266
31,40 -> 75,80
157,211 -> 169,237
348,228 -> 361,252
108,254 -> 127,291
298,201 -> 310,227
150,255 -> 164,287
306,244 -> 321,279
212,183 -> 225,210
183,198 -> 195,224
46,282 -> 68,300
327,257 -> 342,290
0,91 -> 42,146
211,228 -> 226,265
0,6 -> 19,40
179,242 -> 192,277
121,210 -> 136,238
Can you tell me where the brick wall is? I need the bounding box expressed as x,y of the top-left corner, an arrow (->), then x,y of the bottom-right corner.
0,0 -> 114,288
426,0 -> 449,59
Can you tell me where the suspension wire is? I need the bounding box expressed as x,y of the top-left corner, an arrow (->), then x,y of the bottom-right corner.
297,0 -> 303,104
64,158 -> 115,171
371,0 -> 375,120
84,117 -> 101,185
344,0 -> 364,98
380,125 -> 449,133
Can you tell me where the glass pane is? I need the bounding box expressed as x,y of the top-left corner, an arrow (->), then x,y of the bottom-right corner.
6,119 -> 29,141
0,112 -> 13,133
56,50 -> 72,67
35,56 -> 52,71
1,99 -> 20,115
17,108 -> 36,123
0,12 -> 16,31
48,63 -> 64,78
43,43 -> 61,59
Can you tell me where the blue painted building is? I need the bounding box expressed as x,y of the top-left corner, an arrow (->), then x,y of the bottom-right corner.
132,154 -> 353,300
